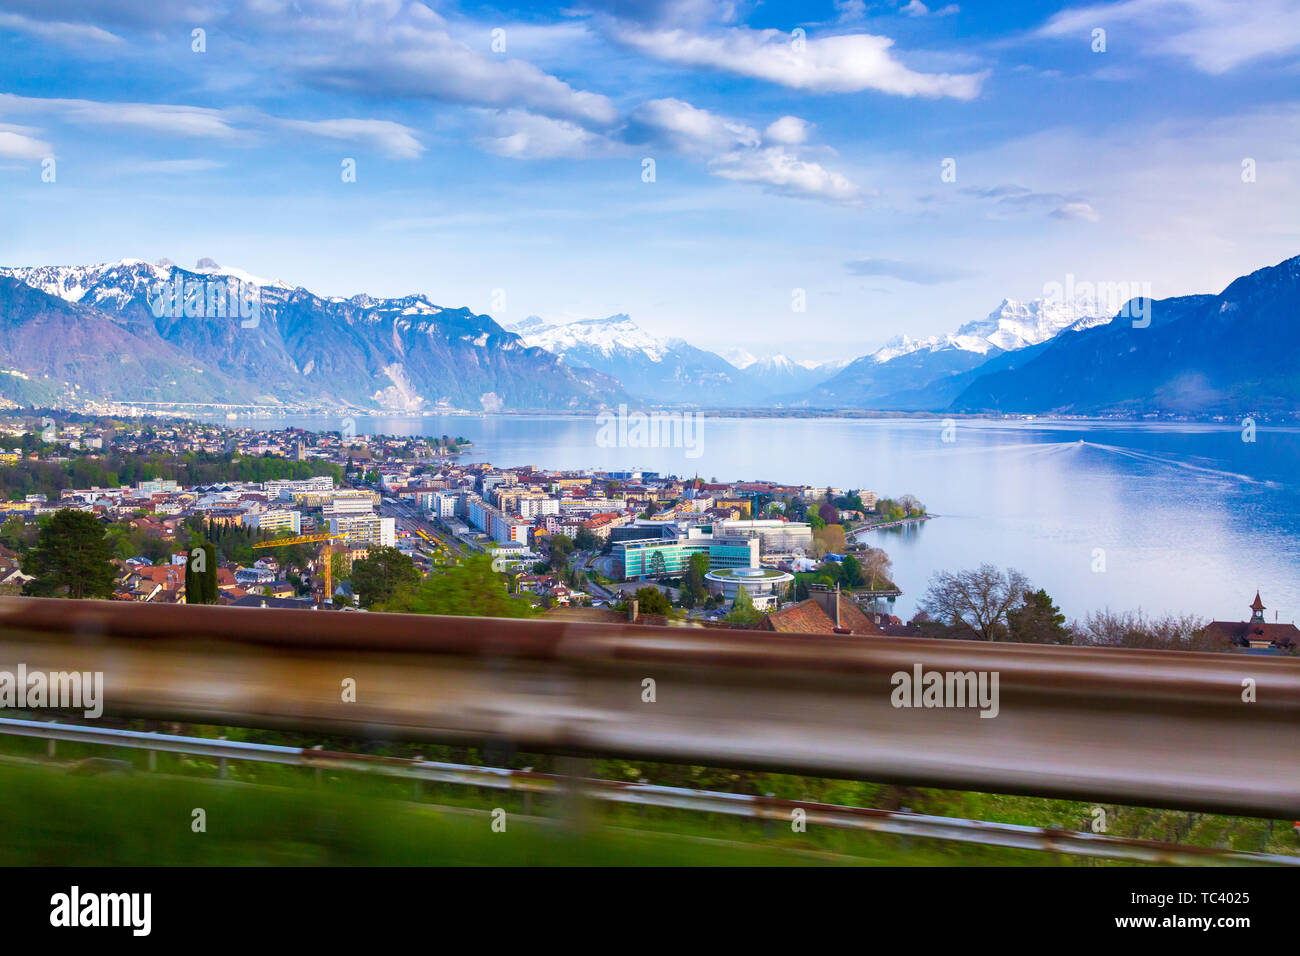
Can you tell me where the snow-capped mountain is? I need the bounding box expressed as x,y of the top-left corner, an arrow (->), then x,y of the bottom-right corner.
797,296 -> 1108,410
0,259 -> 619,411
509,314 -> 753,405
953,254 -> 1300,415
512,314 -> 671,363
739,353 -> 847,396
866,298 -> 1108,364
510,315 -> 844,406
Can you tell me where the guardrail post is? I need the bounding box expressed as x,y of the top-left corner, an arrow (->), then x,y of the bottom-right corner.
558,756 -> 592,835
147,733 -> 157,772
217,735 -> 228,779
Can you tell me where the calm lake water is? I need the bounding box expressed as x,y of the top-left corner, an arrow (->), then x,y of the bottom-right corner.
228,414 -> 1300,623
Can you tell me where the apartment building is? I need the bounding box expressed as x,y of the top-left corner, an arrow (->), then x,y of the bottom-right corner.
242,509 -> 303,535
328,513 -> 397,548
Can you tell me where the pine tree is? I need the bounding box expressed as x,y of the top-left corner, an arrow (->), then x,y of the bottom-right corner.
184,540 -> 218,605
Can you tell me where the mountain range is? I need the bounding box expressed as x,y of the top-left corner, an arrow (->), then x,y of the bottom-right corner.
0,255 -> 1296,417
506,314 -> 843,405
0,260 -> 620,412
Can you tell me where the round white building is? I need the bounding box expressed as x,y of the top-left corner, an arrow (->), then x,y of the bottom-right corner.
705,567 -> 794,610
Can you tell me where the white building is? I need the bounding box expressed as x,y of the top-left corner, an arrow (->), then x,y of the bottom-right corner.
329,513 -> 397,548
705,567 -> 795,611
243,509 -> 302,535
264,475 -> 335,500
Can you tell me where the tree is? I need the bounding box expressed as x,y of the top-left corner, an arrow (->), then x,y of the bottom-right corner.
919,564 -> 1031,641
817,502 -> 840,526
811,525 -> 846,559
725,585 -> 764,627
840,554 -> 865,588
682,551 -> 710,608
573,527 -> 600,551
382,553 -> 533,618
633,586 -> 671,616
184,540 -> 218,605
349,545 -> 422,608
548,533 -> 574,572
648,550 -> 667,578
860,547 -> 893,589
0,515 -> 34,553
21,509 -> 116,599
1007,588 -> 1070,644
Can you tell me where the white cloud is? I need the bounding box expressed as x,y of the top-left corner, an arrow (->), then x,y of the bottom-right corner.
764,116 -> 811,145
630,98 -> 862,203
609,23 -> 986,98
0,123 -> 51,160
478,110 -> 618,159
0,12 -> 122,44
902,1 -> 960,17
1050,201 -> 1100,222
0,94 -> 425,158
630,98 -> 759,154
1040,0 -> 1300,74
276,118 -> 424,159
0,94 -> 242,139
712,147 -> 863,203
285,9 -> 619,128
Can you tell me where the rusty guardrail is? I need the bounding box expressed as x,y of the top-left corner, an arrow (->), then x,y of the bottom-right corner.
1,596 -> 1298,818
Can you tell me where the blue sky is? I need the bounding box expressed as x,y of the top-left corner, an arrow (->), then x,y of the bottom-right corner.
1,0 -> 1298,361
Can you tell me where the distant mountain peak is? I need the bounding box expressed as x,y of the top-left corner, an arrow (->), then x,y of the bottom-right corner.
870,296 -> 1107,365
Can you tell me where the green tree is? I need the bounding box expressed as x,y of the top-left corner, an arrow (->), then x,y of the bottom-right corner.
21,510 -> 116,599
184,540 -> 219,605
725,585 -> 764,627
682,551 -> 710,608
840,554 -> 865,588
382,553 -> 533,618
573,527 -> 600,551
648,550 -> 667,577
349,546 -> 422,609
633,586 -> 672,616
1007,588 -> 1070,645
0,515 -> 34,553
548,534 -> 574,572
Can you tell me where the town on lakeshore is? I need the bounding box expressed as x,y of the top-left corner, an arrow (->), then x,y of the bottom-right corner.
1,411 -> 1289,654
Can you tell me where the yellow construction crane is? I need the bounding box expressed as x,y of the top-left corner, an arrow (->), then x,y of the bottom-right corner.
252,532 -> 348,600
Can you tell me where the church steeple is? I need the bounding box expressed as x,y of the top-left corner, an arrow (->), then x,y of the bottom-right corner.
1250,592 -> 1266,624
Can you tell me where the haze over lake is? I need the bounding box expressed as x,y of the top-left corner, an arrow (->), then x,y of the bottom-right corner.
231,414 -> 1300,624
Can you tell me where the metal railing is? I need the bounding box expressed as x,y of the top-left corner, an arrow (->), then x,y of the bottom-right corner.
2,716 -> 1292,866
2,596 -> 1299,819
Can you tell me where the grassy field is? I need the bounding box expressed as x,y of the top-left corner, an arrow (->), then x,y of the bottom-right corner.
0,722 -> 1293,866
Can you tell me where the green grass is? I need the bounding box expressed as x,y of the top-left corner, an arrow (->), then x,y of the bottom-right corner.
1,724 -> 1294,866
0,755 -> 1080,866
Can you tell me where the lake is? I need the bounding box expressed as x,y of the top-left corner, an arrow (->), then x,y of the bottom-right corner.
227,413 -> 1300,624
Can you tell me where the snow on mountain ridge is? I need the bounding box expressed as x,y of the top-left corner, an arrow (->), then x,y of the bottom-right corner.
514,314 -> 669,363
870,297 -> 1107,364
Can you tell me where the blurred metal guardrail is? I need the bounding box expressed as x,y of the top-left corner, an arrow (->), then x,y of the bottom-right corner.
2,596 -> 1299,819
3,715 -> 1294,866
